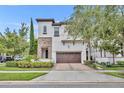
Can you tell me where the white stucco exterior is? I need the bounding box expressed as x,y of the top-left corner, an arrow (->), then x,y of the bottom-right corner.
37,19 -> 124,64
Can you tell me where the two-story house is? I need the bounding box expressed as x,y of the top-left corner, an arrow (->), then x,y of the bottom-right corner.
36,18 -> 87,63
36,18 -> 124,64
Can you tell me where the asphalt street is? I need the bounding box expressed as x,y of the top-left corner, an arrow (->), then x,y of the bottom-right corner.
0,82 -> 124,88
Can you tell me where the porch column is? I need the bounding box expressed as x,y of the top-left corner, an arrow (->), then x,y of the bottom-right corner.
37,43 -> 42,58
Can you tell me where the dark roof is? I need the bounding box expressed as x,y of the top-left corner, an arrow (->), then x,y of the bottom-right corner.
52,23 -> 61,26
52,22 -> 67,26
36,18 -> 67,26
36,18 -> 55,23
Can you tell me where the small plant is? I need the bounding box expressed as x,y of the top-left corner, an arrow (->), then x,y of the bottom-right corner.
17,61 -> 31,68
24,55 -> 34,62
84,60 -> 95,65
33,55 -> 39,61
117,61 -> 124,65
6,61 -> 18,67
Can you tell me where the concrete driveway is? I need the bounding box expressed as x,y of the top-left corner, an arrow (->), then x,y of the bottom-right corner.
53,63 -> 93,71
33,71 -> 124,82
32,63 -> 124,82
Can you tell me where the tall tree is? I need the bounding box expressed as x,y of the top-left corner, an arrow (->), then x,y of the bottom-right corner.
18,23 -> 29,55
66,6 -> 97,61
0,23 -> 28,56
66,5 -> 122,63
116,6 -> 124,56
29,18 -> 35,55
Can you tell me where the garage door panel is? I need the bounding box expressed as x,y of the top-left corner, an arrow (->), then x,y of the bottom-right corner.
56,52 -> 81,63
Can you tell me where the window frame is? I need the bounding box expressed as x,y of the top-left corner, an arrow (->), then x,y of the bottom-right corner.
43,26 -> 47,34
54,27 -> 59,37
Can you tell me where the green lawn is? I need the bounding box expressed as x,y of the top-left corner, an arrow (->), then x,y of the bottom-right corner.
104,72 -> 124,79
0,73 -> 47,80
0,63 -> 51,71
104,67 -> 124,70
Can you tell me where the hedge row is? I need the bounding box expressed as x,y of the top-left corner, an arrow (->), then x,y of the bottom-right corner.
6,61 -> 54,68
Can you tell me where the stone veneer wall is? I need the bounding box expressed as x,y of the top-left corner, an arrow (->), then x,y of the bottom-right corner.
37,37 -> 52,59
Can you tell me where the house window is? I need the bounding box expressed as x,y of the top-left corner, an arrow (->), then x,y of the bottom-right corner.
63,42 -> 65,46
54,27 -> 59,37
43,26 -> 47,34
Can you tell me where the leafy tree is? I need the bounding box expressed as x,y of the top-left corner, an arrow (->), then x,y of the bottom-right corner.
99,40 -> 120,64
29,18 -> 35,55
34,39 -> 38,55
66,5 -> 122,62
66,6 -> 97,61
0,23 -> 28,56
18,23 -> 29,55
115,6 -> 124,56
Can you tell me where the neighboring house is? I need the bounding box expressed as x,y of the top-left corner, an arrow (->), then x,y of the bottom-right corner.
36,18 -> 124,64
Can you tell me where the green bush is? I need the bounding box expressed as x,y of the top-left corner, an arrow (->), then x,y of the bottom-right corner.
100,62 -> 112,67
92,63 -> 97,69
117,61 -> 124,65
31,62 -> 53,68
24,55 -> 34,62
6,61 -> 54,68
17,61 -> 31,68
17,61 -> 53,68
91,63 -> 104,69
32,62 -> 41,68
84,60 -> 95,65
6,61 -> 18,67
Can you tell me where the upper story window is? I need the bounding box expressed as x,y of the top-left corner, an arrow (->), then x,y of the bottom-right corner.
54,27 -> 59,37
43,26 -> 47,34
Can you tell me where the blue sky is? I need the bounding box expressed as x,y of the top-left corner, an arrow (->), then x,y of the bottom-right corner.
0,5 -> 74,37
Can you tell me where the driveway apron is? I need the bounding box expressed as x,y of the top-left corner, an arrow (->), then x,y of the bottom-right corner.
32,63 -> 124,82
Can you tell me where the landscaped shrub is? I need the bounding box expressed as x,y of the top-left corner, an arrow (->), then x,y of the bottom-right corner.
24,55 -> 34,62
31,62 -> 53,68
92,63 -> 97,69
100,62 -> 106,66
18,61 -> 53,68
32,62 -> 41,68
6,61 -> 18,67
17,61 -> 31,68
91,63 -> 104,69
84,60 -> 95,65
100,62 -> 112,67
6,61 -> 54,68
117,61 -> 124,65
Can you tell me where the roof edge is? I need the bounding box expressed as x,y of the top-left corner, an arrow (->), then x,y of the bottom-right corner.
36,18 -> 55,23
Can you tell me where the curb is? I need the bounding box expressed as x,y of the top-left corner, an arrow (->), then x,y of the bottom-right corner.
0,81 -> 124,83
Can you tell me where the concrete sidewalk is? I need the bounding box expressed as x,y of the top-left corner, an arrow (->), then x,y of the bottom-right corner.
0,70 -> 123,73
32,71 -> 124,82
0,71 -> 49,73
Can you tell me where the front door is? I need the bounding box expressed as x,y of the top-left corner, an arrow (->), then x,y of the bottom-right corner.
42,48 -> 48,59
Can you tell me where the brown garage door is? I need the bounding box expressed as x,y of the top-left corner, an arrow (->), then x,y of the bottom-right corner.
56,52 -> 81,63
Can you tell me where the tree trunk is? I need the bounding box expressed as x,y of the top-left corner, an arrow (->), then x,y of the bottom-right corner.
112,53 -> 115,64
122,42 -> 124,57
104,50 -> 106,57
100,48 -> 102,57
122,32 -> 124,57
88,41 -> 92,61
